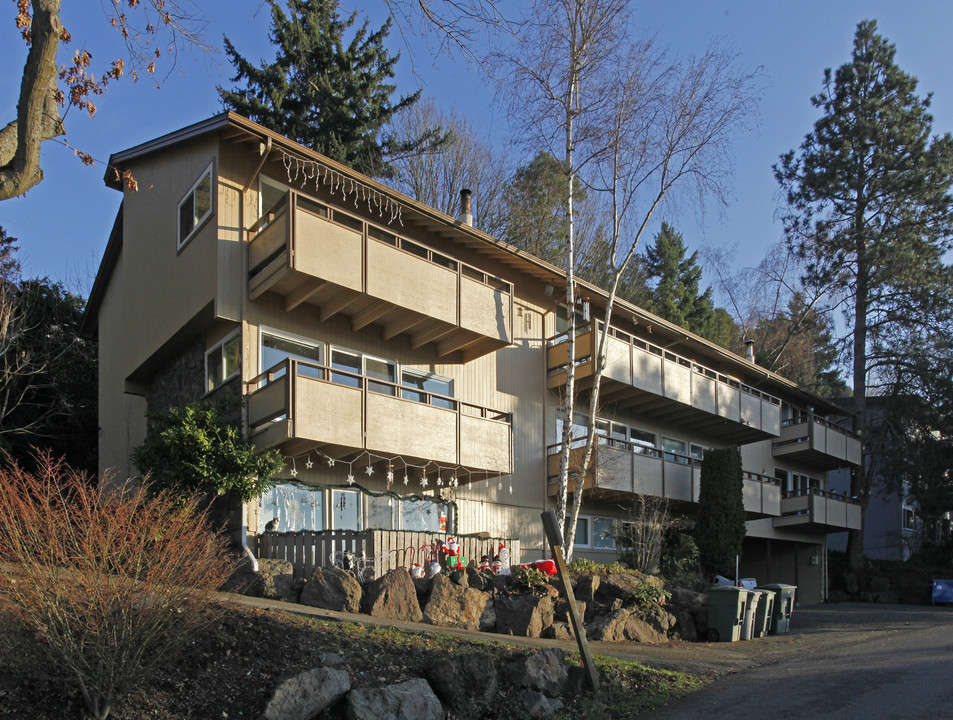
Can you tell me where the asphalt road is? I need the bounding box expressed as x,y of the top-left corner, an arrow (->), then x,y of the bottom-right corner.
647,603 -> 953,720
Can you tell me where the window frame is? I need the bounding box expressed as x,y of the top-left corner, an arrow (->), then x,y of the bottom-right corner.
401,368 -> 455,409
573,514 -> 592,548
258,327 -> 324,383
205,330 -> 240,394
178,161 -> 215,250
591,516 -> 617,550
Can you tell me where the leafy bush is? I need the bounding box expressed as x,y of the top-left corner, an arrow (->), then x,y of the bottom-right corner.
693,447 -> 746,576
567,557 -> 631,574
0,453 -> 236,720
512,567 -> 548,592
622,578 -> 671,610
660,532 -> 704,589
132,403 -> 284,502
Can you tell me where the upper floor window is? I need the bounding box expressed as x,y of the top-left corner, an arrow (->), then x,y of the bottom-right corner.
402,370 -> 454,409
260,330 -> 323,382
207,331 -> 240,393
178,162 -> 214,249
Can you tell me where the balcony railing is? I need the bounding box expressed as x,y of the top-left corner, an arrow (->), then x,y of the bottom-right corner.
773,487 -> 862,531
545,439 -> 780,517
546,322 -> 781,443
247,190 -> 514,361
246,358 -> 512,477
773,414 -> 862,469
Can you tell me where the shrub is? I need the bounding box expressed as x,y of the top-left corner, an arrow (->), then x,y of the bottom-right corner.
132,403 -> 285,503
566,557 -> 631,574
512,567 -> 548,592
0,453 -> 236,720
693,447 -> 746,576
622,578 -> 671,610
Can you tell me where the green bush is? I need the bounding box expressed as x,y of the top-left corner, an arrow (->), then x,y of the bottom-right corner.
132,403 -> 284,503
622,578 -> 671,609
693,447 -> 746,576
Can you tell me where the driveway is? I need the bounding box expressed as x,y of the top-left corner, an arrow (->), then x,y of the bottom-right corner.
644,603 -> 953,720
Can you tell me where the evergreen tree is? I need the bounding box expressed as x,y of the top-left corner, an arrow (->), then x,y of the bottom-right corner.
642,223 -> 737,347
218,0 -> 441,177
693,447 -> 746,577
774,20 -> 953,569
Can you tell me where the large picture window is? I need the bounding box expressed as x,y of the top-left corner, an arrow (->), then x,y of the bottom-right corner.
260,330 -> 323,382
402,370 -> 454,409
178,162 -> 213,249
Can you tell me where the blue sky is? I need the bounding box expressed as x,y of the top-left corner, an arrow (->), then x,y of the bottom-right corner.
2,1 -> 952,294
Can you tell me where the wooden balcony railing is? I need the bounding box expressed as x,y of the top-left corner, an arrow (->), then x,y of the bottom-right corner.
247,191 -> 513,361
246,358 -> 512,477
773,414 -> 862,469
546,322 -> 781,443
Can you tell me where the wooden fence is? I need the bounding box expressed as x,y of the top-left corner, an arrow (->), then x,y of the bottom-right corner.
258,529 -> 521,580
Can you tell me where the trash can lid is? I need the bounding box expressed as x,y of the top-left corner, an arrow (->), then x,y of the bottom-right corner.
756,583 -> 796,591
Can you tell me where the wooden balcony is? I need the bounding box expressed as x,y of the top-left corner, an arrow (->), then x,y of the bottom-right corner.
546,442 -> 780,518
773,416 -> 862,470
248,192 -> 513,362
246,359 -> 512,479
773,489 -> 862,532
547,324 -> 781,444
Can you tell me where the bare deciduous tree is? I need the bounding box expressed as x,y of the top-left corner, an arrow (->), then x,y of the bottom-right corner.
386,98 -> 513,237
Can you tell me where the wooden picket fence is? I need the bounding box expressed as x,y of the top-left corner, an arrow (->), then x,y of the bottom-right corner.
258,529 -> 521,580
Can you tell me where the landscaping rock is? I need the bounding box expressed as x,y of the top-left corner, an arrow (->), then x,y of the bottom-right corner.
520,690 -> 558,718
670,607 -> 698,642
263,666 -> 350,720
466,567 -> 488,591
319,652 -> 346,666
450,569 -> 469,587
222,555 -> 263,597
362,569 -> 423,622
258,559 -> 297,601
345,678 -> 443,720
554,597 -> 586,624
596,573 -> 644,602
573,573 -> 600,605
506,649 -> 569,696
412,576 -> 432,606
541,622 -> 574,640
586,605 -> 674,643
299,566 -> 362,613
495,592 -> 554,637
425,653 -> 498,712
422,573 -> 496,630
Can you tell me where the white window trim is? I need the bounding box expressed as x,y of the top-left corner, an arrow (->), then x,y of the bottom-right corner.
259,326 -> 325,373
178,160 -> 215,250
205,329 -> 240,395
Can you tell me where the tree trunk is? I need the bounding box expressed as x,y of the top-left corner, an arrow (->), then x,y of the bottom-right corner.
0,0 -> 65,201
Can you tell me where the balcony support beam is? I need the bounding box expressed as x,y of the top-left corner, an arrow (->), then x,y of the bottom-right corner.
438,333 -> 479,358
320,293 -> 359,322
285,279 -> 327,312
411,324 -> 455,349
383,315 -> 425,340
352,303 -> 392,332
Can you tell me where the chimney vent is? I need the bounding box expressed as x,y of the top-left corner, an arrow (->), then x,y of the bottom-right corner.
744,339 -> 756,364
456,188 -> 473,227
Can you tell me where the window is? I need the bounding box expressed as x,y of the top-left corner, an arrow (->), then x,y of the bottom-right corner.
400,497 -> 450,532
259,176 -> 287,217
402,370 -> 454,409
364,355 -> 397,395
258,483 -> 324,533
592,517 -> 617,549
629,427 -> 657,455
206,332 -> 240,393
661,437 -> 689,464
260,330 -> 323,381
573,516 -> 591,547
178,162 -> 213,248
903,507 -> 917,531
690,444 -> 707,461
331,348 -> 362,387
331,489 -> 362,530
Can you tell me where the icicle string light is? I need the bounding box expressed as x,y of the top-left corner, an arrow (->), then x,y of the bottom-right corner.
279,149 -> 404,226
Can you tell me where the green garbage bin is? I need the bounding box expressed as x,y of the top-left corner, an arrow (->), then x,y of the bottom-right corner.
751,589 -> 775,638
707,587 -> 748,642
757,584 -> 796,634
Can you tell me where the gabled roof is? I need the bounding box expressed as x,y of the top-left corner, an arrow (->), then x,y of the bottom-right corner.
84,112 -> 847,417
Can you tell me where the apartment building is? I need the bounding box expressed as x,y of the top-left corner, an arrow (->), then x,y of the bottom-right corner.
83,113 -> 861,603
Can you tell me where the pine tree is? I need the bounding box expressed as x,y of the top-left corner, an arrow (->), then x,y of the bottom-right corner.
642,223 -> 737,347
218,0 -> 441,177
693,447 -> 746,577
775,20 -> 953,570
